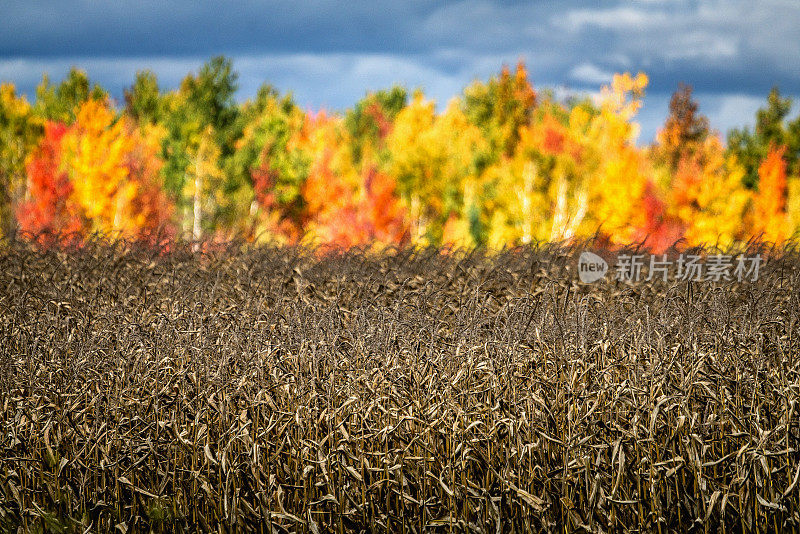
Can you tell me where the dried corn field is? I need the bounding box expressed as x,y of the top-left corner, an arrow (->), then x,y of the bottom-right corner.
1,239 -> 800,533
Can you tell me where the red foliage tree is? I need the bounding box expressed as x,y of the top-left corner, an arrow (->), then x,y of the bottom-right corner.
633,181 -> 684,253
16,122 -> 82,241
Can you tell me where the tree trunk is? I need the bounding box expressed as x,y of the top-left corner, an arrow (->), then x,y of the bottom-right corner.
550,174 -> 567,242
113,188 -> 124,234
521,162 -> 536,244
192,165 -> 202,252
411,193 -> 424,243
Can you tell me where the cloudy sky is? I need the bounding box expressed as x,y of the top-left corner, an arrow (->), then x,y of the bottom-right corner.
1,0 -> 798,143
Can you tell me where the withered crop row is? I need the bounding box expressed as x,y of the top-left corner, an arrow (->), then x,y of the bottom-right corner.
1,238 -> 799,532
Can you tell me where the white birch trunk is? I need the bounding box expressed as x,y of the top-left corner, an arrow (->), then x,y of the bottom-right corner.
113,190 -> 124,234
192,161 -> 202,252
411,194 -> 425,243
521,161 -> 536,244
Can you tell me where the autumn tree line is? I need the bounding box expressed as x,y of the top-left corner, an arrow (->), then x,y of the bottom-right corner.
1,57 -> 799,251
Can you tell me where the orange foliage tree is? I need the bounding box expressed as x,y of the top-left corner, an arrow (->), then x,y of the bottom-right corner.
653,83 -> 710,171
301,112 -> 408,249
752,145 -> 789,243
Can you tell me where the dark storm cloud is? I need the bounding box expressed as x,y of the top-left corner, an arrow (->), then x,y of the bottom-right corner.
1,0 -> 799,141
0,1 -> 436,56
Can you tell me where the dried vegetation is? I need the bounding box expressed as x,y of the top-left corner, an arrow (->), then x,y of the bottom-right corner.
1,239 -> 799,532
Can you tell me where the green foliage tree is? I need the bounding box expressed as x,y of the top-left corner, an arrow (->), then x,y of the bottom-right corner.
462,61 -> 537,163
227,83 -> 296,187
124,70 -> 165,125
727,87 -> 800,188
344,86 -> 407,165
0,84 -> 44,237
231,85 -> 310,235
181,56 -> 240,155
158,57 -> 241,234
33,68 -> 107,123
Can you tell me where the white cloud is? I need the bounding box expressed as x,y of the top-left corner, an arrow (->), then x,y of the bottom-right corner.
556,7 -> 669,32
550,85 -> 602,104
702,93 -> 767,135
553,0 -> 798,77
663,32 -> 738,61
569,63 -> 614,85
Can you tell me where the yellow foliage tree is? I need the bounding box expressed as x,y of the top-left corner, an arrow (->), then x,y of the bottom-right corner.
55,99 -> 173,239
386,94 -> 485,245
579,73 -> 652,244
61,100 -> 137,235
486,106 -> 587,247
669,137 -> 751,247
184,125 -> 224,242
787,176 -> 800,239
